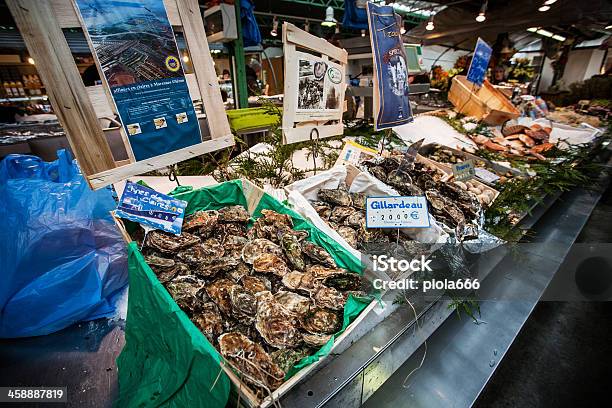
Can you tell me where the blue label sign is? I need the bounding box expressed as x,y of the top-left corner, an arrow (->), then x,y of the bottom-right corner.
74,0 -> 202,161
452,160 -> 476,181
366,196 -> 430,228
466,38 -> 493,86
116,181 -> 187,235
366,2 -> 413,130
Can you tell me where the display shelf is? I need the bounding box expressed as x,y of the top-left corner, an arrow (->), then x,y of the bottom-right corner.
276,162 -> 610,407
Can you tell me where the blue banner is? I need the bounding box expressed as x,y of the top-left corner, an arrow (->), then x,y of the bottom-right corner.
466,38 -> 493,87
367,2 -> 413,130
116,181 -> 187,235
74,0 -> 201,161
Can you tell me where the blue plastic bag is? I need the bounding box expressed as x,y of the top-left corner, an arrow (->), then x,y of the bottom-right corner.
0,150 -> 128,338
240,0 -> 261,47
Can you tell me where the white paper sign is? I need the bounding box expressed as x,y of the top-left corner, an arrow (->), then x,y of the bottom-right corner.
366,196 -> 430,228
474,167 -> 500,184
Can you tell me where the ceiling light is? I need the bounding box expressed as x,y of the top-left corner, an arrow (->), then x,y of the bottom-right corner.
537,28 -> 554,37
543,0 -> 557,4
321,6 -> 337,27
304,20 -> 310,33
361,29 -> 366,37
475,1 -> 487,22
551,34 -> 566,41
538,5 -> 550,11
27,57 -> 35,65
335,25 -> 340,34
182,55 -> 189,63
425,15 -> 435,31
606,24 -> 612,29
270,16 -> 278,36
527,27 -> 538,32
400,20 -> 406,34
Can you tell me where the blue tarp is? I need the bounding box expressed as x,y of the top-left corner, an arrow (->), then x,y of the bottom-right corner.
343,0 -> 369,30
0,150 -> 128,338
241,0 -> 261,47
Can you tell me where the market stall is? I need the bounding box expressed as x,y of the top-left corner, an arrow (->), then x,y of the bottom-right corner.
1,1 -> 611,407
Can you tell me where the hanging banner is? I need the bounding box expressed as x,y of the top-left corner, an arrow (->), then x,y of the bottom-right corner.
366,2 -> 413,130
466,38 -> 493,87
74,0 -> 202,161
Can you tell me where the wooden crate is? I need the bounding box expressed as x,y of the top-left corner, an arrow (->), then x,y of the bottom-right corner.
448,75 -> 519,125
113,178 -> 377,408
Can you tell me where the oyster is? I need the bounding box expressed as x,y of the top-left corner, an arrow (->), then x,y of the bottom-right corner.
279,230 -> 305,270
301,307 -> 342,335
191,302 -> 223,343
241,275 -> 272,294
282,271 -> 320,294
197,256 -> 240,278
145,231 -> 200,254
344,211 -> 366,229
177,238 -> 224,265
218,222 -> 247,238
165,275 -> 207,314
206,278 -> 238,315
218,332 -> 285,390
253,253 -> 290,276
242,238 -> 284,264
302,241 -> 336,268
218,205 -> 250,223
323,273 -> 363,292
314,286 -> 346,311
144,254 -> 178,283
183,210 -> 219,237
302,332 -> 332,347
229,285 -> 257,319
226,261 -> 251,282
306,264 -> 347,278
246,218 -> 279,242
261,209 -> 293,227
368,166 -> 388,182
310,201 -> 332,220
270,348 -> 310,373
318,188 -> 352,207
329,206 -> 357,224
255,292 -> 302,348
350,192 -> 367,210
223,234 -> 248,254
274,291 -> 311,317
337,226 -> 358,248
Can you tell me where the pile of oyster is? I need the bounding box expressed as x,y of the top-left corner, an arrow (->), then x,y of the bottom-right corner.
309,186 -> 418,251
362,154 -> 482,239
139,205 -> 366,392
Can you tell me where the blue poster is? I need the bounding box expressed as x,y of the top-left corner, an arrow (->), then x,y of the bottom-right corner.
74,0 -> 201,161
466,38 -> 493,87
366,2 -> 413,130
116,181 -> 187,235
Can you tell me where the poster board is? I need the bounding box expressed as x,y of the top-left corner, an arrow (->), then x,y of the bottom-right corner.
466,37 -> 493,87
282,22 -> 348,145
7,0 -> 234,190
366,2 -> 413,130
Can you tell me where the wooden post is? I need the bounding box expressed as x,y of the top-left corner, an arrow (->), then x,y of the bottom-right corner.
6,0 -> 116,177
176,0 -> 233,139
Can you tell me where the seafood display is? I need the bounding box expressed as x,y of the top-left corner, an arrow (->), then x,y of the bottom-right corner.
362,153 -> 482,240
138,205 -> 367,393
470,123 -> 555,160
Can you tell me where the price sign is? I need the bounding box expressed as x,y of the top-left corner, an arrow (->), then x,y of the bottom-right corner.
366,196 -> 430,228
474,167 -> 500,184
452,160 -> 476,182
115,181 -> 187,235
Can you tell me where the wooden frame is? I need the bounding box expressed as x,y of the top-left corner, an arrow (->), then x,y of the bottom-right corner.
7,0 -> 234,190
282,22 -> 347,145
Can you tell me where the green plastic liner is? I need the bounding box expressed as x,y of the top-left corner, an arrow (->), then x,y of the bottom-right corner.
116,180 -> 371,407
226,107 -> 280,133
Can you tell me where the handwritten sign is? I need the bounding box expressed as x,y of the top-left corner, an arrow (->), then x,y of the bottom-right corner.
474,167 -> 500,184
366,196 -> 430,228
116,181 -> 187,235
452,160 -> 475,182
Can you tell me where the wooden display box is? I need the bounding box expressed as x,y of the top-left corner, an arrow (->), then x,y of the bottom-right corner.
113,178 -> 377,408
448,75 -> 519,125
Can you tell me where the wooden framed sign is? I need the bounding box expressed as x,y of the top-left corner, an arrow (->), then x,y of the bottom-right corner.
7,0 -> 234,190
282,22 -> 347,145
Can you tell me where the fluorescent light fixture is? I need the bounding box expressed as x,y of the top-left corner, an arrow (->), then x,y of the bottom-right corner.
552,34 -> 566,41
321,6 -> 337,27
537,29 -> 554,37
527,27 -> 538,32
544,0 -> 557,4
606,24 -> 612,29
538,5 -> 550,11
527,27 -> 565,41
